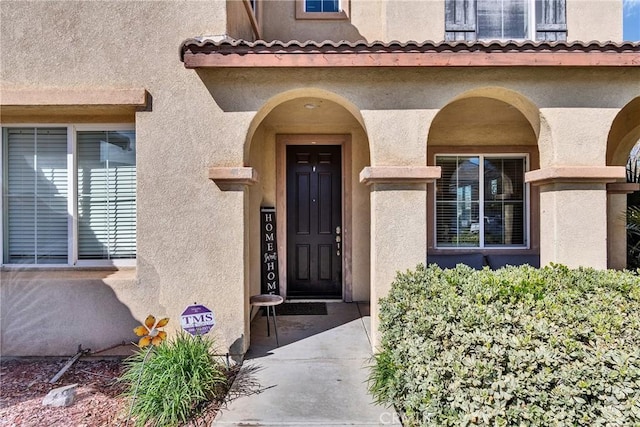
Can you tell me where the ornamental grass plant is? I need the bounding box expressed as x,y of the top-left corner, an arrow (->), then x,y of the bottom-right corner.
120,332 -> 228,427
369,264 -> 640,426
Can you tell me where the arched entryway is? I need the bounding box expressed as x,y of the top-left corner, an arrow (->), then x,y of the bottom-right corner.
245,90 -> 371,303
606,96 -> 640,269
426,88 -> 542,261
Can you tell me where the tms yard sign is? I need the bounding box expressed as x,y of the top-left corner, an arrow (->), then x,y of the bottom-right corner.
180,304 -> 215,336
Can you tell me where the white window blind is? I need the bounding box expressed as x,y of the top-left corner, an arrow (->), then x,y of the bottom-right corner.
77,131 -> 136,260
5,128 -> 68,264
436,155 -> 527,248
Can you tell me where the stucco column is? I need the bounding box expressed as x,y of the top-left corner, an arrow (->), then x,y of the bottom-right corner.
208,167 -> 258,356
526,166 -> 625,269
360,166 -> 440,349
607,183 -> 640,269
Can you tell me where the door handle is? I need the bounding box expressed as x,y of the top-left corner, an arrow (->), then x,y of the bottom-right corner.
336,226 -> 341,256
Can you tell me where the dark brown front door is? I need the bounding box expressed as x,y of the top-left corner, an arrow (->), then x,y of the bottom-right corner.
286,145 -> 342,298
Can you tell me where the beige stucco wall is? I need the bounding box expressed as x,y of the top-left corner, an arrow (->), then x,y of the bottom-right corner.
1,1 -> 636,356
0,270 -> 139,356
567,0 -> 622,42
260,0 -> 621,43
369,183 -> 427,347
0,0 -> 254,356
539,184 -> 610,269
259,0 -> 444,43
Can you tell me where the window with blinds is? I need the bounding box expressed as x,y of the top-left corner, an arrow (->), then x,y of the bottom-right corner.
2,126 -> 136,265
77,131 -> 136,260
4,128 -> 68,264
435,155 -> 527,248
445,0 -> 567,41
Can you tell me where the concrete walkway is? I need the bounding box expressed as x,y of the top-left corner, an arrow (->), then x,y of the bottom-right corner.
214,302 -> 400,426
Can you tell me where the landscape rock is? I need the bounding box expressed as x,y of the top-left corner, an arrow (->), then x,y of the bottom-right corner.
42,383 -> 78,407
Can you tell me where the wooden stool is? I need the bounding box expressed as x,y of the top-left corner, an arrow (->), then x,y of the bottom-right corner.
250,294 -> 284,346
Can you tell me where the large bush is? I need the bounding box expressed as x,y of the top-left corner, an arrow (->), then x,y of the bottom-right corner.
369,264 -> 640,426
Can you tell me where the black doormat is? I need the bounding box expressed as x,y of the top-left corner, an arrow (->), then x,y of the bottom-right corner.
263,302 -> 328,316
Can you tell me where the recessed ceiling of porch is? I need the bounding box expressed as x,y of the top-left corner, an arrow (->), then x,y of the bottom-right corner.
428,97 -> 538,146
257,97 -> 363,133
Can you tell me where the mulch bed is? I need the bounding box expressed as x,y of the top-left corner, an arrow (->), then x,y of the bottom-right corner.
0,358 -> 237,427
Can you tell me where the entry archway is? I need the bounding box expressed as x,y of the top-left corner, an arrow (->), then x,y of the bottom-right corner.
606,96 -> 640,269
426,88 -> 541,258
245,90 -> 371,304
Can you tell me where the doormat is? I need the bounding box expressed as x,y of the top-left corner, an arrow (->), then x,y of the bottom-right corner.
263,302 -> 328,316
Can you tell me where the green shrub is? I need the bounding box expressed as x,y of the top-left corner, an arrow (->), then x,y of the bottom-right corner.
369,264 -> 640,426
120,332 -> 228,427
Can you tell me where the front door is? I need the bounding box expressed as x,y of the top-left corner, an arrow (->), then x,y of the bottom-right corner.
286,145 -> 342,298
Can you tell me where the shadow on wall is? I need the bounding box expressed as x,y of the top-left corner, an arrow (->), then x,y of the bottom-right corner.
0,272 -> 139,356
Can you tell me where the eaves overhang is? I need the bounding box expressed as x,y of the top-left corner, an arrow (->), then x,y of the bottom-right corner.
180,38 -> 640,68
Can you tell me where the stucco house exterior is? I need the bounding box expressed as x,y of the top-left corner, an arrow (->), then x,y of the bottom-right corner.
1,0 -> 639,357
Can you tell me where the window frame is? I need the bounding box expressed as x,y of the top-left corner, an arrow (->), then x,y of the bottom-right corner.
1,123 -> 136,268
295,0 -> 350,20
433,152 -> 531,251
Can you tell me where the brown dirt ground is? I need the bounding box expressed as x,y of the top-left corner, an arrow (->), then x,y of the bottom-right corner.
0,358 -> 232,427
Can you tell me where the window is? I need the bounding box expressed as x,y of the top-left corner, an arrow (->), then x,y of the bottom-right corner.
2,125 -> 136,266
305,0 -> 339,13
435,155 -> 528,248
445,0 -> 566,41
296,0 -> 349,19
477,0 -> 529,39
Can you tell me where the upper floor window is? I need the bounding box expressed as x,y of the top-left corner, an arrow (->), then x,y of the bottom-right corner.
296,0 -> 349,20
2,125 -> 136,266
445,0 -> 566,41
305,0 -> 339,13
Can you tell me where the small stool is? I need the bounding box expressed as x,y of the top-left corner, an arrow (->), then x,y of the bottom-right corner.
250,294 -> 284,346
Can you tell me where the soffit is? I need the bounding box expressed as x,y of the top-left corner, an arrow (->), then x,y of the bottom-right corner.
181,39 -> 640,68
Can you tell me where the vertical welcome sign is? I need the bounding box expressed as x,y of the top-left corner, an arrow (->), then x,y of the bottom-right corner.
260,207 -> 279,294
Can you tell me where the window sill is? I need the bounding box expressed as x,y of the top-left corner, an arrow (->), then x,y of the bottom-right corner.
295,10 -> 349,20
0,266 -> 136,281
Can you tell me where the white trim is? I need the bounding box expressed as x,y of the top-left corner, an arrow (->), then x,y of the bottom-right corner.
479,156 -> 485,247
73,124 -> 134,132
75,259 -> 136,268
68,126 -> 76,264
528,0 -> 536,40
434,153 -> 530,250
0,128 -> 5,265
1,123 -> 137,268
525,156 -> 531,250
